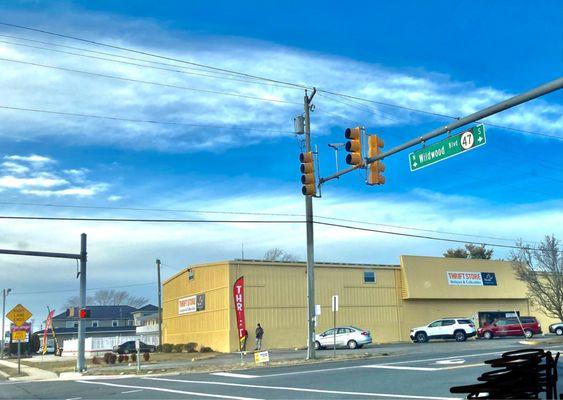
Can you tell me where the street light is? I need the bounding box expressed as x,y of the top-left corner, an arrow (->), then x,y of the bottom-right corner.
1,288 -> 12,359
328,143 -> 345,177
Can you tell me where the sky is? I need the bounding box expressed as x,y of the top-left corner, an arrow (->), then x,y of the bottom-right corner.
0,0 -> 561,328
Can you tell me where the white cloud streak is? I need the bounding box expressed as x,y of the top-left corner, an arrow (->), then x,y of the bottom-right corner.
0,11 -> 560,153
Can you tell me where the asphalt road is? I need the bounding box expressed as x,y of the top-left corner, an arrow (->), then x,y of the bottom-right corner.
1,339 -> 562,399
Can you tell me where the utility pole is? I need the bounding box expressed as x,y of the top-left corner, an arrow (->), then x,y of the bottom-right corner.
1,288 -> 11,359
304,88 -> 317,360
156,259 -> 162,348
77,233 -> 87,372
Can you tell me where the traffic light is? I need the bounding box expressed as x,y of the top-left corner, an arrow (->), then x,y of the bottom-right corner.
79,308 -> 91,319
300,151 -> 316,196
367,135 -> 385,185
345,127 -> 363,166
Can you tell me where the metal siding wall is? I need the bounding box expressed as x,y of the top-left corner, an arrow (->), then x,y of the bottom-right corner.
162,263 -> 230,352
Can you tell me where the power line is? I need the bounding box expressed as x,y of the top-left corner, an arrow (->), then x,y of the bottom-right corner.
0,22 -> 311,91
0,57 -> 300,105
0,214 -> 553,252
0,105 -> 292,134
0,215 -> 303,223
11,281 -> 156,295
314,221 -> 555,253
0,36 -> 304,91
1,25 -> 558,140
0,200 -> 533,243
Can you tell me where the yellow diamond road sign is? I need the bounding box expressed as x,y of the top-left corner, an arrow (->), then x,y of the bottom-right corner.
6,304 -> 32,327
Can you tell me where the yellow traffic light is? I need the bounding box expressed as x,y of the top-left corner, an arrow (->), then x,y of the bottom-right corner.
345,127 -> 363,166
367,135 -> 385,185
300,151 -> 316,196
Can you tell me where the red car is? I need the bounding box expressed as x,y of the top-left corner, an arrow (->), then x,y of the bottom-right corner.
477,316 -> 542,339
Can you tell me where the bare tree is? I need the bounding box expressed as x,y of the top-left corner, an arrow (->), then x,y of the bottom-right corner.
511,235 -> 563,321
64,290 -> 148,308
263,247 -> 298,262
444,244 -> 493,259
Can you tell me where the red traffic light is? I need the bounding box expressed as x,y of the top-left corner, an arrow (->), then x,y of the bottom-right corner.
79,308 -> 91,319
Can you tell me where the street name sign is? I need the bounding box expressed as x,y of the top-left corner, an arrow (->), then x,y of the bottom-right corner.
6,304 -> 32,327
409,125 -> 486,171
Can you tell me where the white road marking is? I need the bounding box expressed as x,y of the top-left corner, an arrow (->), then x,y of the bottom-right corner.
435,359 -> 465,365
76,380 -> 261,400
143,377 -> 460,400
121,389 -> 143,394
65,398 -> 82,400
361,365 -> 439,371
212,372 -> 259,379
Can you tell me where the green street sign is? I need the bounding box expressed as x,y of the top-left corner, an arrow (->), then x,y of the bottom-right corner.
409,124 -> 486,171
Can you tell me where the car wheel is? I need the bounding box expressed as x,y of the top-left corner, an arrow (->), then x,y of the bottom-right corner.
415,332 -> 428,343
314,341 -> 321,350
454,331 -> 467,342
524,329 -> 533,339
347,340 -> 358,349
483,331 -> 493,340
556,328 -> 563,336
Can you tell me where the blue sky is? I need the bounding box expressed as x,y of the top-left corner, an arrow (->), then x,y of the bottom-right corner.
0,0 -> 561,323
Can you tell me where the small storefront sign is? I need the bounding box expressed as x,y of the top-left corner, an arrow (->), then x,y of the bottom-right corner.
254,350 -> 269,363
447,271 -> 497,286
179,293 -> 206,314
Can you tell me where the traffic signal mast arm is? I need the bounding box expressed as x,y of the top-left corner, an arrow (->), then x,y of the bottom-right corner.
319,76 -> 563,185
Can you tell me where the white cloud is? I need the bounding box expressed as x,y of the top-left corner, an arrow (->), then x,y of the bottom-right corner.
0,11 -> 560,153
107,195 -> 122,202
0,154 -> 108,197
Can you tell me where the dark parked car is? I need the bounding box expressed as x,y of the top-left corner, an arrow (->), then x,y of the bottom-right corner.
477,316 -> 542,339
113,340 -> 156,354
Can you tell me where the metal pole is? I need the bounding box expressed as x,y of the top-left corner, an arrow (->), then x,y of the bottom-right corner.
333,308 -> 336,358
17,341 -> 20,374
1,289 -> 6,359
320,77 -> 563,184
304,88 -> 317,360
77,233 -> 87,372
156,259 -> 162,348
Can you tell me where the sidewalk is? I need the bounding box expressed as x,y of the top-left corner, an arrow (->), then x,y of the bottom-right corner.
0,359 -> 58,381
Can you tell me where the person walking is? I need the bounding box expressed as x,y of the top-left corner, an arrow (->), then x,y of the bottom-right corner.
255,323 -> 264,351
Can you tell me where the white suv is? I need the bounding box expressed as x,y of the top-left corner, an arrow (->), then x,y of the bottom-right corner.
410,318 -> 476,343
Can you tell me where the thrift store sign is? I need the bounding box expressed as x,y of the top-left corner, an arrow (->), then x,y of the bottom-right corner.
447,271 -> 497,286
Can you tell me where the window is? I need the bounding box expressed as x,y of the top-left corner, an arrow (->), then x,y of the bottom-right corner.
112,320 -> 118,327
127,320 -> 133,326
188,269 -> 195,281
91,321 -> 98,328
65,321 -> 74,328
428,321 -> 442,328
363,271 -> 376,283
338,328 -> 352,334
73,322 -> 78,328
457,319 -> 473,325
323,329 -> 335,336
441,320 -> 455,326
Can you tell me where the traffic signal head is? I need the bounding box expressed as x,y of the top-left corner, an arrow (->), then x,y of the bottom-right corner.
367,135 -> 385,185
299,151 -> 316,196
345,127 -> 363,166
79,308 -> 91,319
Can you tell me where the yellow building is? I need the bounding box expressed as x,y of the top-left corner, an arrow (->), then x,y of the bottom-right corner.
162,255 -> 557,353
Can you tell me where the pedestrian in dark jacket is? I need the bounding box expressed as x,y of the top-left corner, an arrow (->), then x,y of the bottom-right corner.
255,323 -> 264,350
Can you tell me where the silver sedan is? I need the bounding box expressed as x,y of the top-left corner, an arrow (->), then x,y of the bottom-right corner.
314,326 -> 372,350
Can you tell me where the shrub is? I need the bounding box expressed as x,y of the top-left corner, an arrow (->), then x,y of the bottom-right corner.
200,346 -> 213,353
183,342 -> 198,353
103,352 -> 113,364
123,354 -> 129,362
143,352 -> 150,362
118,354 -> 125,363
173,344 -> 184,353
156,344 -> 163,352
109,353 -> 117,364
130,353 -> 137,362
162,343 -> 173,353
91,356 -> 100,365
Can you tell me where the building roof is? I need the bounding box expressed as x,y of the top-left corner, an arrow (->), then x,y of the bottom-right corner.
137,313 -> 159,323
134,304 -> 159,312
53,305 -> 137,320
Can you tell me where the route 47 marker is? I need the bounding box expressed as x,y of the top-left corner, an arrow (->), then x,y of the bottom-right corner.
409,125 -> 486,171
